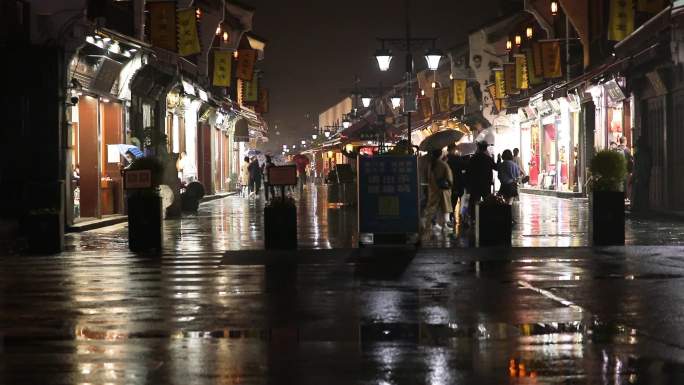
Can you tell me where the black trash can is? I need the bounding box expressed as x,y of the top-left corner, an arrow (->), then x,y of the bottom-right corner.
591,191 -> 625,246
128,190 -> 162,252
264,198 -> 297,250
476,203 -> 512,247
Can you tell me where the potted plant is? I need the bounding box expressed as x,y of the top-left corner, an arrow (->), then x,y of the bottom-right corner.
125,156 -> 164,252
588,150 -> 627,245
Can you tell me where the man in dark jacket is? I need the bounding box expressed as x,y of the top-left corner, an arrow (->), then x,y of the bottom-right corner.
248,157 -> 262,196
466,141 -> 496,221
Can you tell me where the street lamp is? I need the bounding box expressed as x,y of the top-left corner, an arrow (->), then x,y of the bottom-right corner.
342,116 -> 351,129
301,140 -> 306,145
514,35 -> 522,47
424,47 -> 443,71
374,47 -> 393,72
361,97 -> 372,108
526,27 -> 534,39
551,1 -> 559,16
391,96 -> 401,109
312,134 -> 318,140
324,131 -> 331,138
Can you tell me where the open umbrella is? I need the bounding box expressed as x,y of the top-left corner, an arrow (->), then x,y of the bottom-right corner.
418,129 -> 465,151
247,149 -> 262,157
117,144 -> 144,158
474,128 -> 496,145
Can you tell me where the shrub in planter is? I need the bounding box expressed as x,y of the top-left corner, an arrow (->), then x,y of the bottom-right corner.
588,150 -> 627,246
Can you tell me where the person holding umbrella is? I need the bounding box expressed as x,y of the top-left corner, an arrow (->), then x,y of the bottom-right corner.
421,149 -> 453,237
292,154 -> 310,195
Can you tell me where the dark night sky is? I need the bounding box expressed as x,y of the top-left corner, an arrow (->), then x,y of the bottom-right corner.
241,0 -> 507,150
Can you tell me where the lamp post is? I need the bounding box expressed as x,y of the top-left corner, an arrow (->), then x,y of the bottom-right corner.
374,0 -> 441,147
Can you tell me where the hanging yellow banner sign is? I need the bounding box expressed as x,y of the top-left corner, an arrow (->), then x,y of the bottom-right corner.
504,63 -> 518,96
452,79 -> 466,105
532,42 -> 544,78
177,8 -> 201,56
418,97 -> 432,120
149,2 -> 177,52
242,76 -> 259,104
540,41 -> 563,79
608,0 -> 635,41
494,70 -> 506,99
525,49 -> 543,86
515,55 -> 529,90
436,87 -> 450,113
212,50 -> 232,87
487,84 -> 503,114
236,49 -> 257,81
638,0 -> 665,13
257,89 -> 269,114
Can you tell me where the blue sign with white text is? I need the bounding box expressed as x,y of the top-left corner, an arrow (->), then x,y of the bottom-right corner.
358,155 -> 419,234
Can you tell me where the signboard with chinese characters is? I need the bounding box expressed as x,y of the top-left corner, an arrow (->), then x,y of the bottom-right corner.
212,50 -> 232,87
540,41 -> 562,79
236,49 -> 257,81
358,156 -> 419,234
268,165 -> 297,186
177,8 -> 201,56
452,79 -> 466,105
124,170 -> 152,189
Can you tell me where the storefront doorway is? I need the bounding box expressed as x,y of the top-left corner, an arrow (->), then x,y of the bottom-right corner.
70,95 -> 124,222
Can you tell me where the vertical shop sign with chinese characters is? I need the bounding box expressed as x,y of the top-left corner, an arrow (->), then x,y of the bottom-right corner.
609,0 -> 635,41
212,50 -> 232,87
257,89 -> 269,114
515,55 -> 529,90
149,2 -> 177,52
236,49 -> 257,81
436,87 -> 450,113
177,8 -> 201,56
525,49 -> 543,86
358,156 -> 419,234
541,41 -> 563,79
494,70 -> 506,99
452,79 -> 467,105
503,63 -> 519,95
532,42 -> 544,77
241,76 -> 259,104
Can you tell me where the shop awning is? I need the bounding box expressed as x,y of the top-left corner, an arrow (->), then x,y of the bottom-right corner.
130,64 -> 175,101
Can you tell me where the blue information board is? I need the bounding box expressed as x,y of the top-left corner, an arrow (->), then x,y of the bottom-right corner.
358,155 -> 419,234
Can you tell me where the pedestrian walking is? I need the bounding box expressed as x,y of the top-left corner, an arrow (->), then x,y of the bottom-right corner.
513,148 -> 526,178
497,149 -> 521,204
446,144 -> 468,225
240,157 -> 250,197
263,155 -> 275,200
617,136 -> 634,197
248,157 -> 262,197
466,141 -> 497,223
421,149 -> 453,236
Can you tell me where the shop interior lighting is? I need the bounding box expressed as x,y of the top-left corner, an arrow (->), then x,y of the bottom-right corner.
85,36 -> 95,45
123,50 -> 132,58
391,96 -> 401,109
327,151 -> 334,158
551,1 -> 559,16
101,97 -> 110,103
424,47 -> 443,71
374,47 -> 393,72
361,97 -> 372,108
102,37 -> 111,43
526,27 -> 534,39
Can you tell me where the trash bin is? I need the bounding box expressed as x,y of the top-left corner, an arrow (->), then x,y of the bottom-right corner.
476,200 -> 512,247
264,197 -> 297,249
128,190 -> 162,252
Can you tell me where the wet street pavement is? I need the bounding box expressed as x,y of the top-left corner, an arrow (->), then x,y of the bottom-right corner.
3,186 -> 684,384
66,185 -> 684,253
